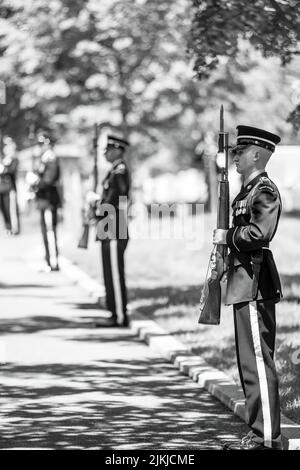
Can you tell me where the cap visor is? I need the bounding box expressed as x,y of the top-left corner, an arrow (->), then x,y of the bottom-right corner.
230,144 -> 249,154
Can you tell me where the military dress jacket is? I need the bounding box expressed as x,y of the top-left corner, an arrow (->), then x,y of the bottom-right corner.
95,159 -> 130,241
225,172 -> 282,305
35,152 -> 61,209
0,156 -> 18,193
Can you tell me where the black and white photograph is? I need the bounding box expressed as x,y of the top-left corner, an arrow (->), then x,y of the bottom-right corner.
0,0 -> 300,455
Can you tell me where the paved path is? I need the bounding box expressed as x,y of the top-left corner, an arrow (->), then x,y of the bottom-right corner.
0,234 -> 248,449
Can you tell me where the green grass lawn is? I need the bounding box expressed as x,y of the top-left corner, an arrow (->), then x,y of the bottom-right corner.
61,214 -> 300,424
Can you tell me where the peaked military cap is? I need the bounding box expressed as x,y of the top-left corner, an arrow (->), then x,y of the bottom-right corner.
106,135 -> 129,150
231,126 -> 281,154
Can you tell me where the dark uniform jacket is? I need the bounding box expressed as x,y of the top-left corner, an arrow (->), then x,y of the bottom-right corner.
96,158 -> 130,241
35,152 -> 61,209
225,172 -> 282,305
0,156 -> 18,193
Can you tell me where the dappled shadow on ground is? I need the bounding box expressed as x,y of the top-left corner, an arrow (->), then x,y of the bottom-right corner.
0,316 -> 100,335
128,285 -> 204,326
0,283 -> 53,290
0,315 -> 139,337
129,285 -> 202,308
0,357 -> 247,450
0,278 -> 248,449
71,302 -> 106,310
64,330 -> 143,345
190,339 -> 237,372
280,274 -> 300,301
276,339 -> 300,424
277,324 -> 300,335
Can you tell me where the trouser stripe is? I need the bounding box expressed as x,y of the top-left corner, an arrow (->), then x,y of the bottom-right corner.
9,191 -> 19,234
109,240 -> 123,323
249,302 -> 272,447
0,193 -> 11,230
44,209 -> 57,267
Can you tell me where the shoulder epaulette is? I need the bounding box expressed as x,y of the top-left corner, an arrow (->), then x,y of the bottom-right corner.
256,177 -> 277,194
113,163 -> 126,175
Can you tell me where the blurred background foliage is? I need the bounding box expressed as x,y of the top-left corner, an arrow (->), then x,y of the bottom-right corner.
0,0 -> 299,169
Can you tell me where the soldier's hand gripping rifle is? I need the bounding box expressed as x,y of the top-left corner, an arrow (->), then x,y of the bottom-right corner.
78,123 -> 100,249
198,105 -> 230,325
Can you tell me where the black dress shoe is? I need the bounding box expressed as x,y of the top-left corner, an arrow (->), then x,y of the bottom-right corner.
122,317 -> 130,327
223,437 -> 274,450
51,265 -> 60,272
97,298 -> 107,310
94,318 -> 119,328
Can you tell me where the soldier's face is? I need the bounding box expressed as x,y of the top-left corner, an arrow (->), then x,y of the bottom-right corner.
105,147 -> 123,162
232,146 -> 257,175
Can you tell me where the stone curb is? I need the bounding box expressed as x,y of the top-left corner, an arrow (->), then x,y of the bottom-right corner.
60,257 -> 106,299
60,256 -> 300,450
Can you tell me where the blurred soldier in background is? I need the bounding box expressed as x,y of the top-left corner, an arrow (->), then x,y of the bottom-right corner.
27,134 -> 62,272
0,136 -> 20,235
87,135 -> 131,327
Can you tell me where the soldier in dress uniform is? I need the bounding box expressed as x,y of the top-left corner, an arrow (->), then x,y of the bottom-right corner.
28,135 -> 62,272
0,137 -> 20,235
213,126 -> 282,450
87,135 -> 131,327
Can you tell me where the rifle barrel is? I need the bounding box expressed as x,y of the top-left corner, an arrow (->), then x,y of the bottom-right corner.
220,104 -> 224,133
93,123 -> 99,192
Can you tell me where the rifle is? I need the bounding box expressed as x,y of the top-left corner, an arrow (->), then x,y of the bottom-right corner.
198,105 -> 230,325
78,123 -> 99,249
26,125 -> 42,196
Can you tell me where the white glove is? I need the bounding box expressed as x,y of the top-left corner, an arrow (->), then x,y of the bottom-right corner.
86,191 -> 100,205
3,157 -> 12,166
26,171 -> 39,186
0,164 -> 4,174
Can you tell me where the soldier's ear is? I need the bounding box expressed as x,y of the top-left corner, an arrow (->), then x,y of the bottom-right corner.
253,151 -> 260,162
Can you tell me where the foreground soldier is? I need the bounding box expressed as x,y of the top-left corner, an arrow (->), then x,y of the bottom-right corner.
0,137 -> 20,235
28,135 -> 62,272
88,135 -> 131,327
213,126 -> 282,450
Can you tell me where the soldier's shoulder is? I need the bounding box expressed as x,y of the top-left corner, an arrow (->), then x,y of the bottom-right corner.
256,176 -> 279,194
112,162 -> 127,175
253,176 -> 280,200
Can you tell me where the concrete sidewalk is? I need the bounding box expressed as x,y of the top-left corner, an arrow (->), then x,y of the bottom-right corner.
0,235 -> 248,450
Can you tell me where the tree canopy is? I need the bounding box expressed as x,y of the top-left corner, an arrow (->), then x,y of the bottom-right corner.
190,0 -> 300,77
189,0 -> 300,130
0,0 -> 199,162
0,0 -> 299,166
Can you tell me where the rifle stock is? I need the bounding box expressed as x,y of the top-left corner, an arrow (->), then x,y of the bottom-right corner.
198,106 -> 230,325
77,223 -> 90,249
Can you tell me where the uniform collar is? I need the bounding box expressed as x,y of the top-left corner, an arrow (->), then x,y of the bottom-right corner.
233,171 -> 268,205
112,158 -> 125,169
243,169 -> 266,188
